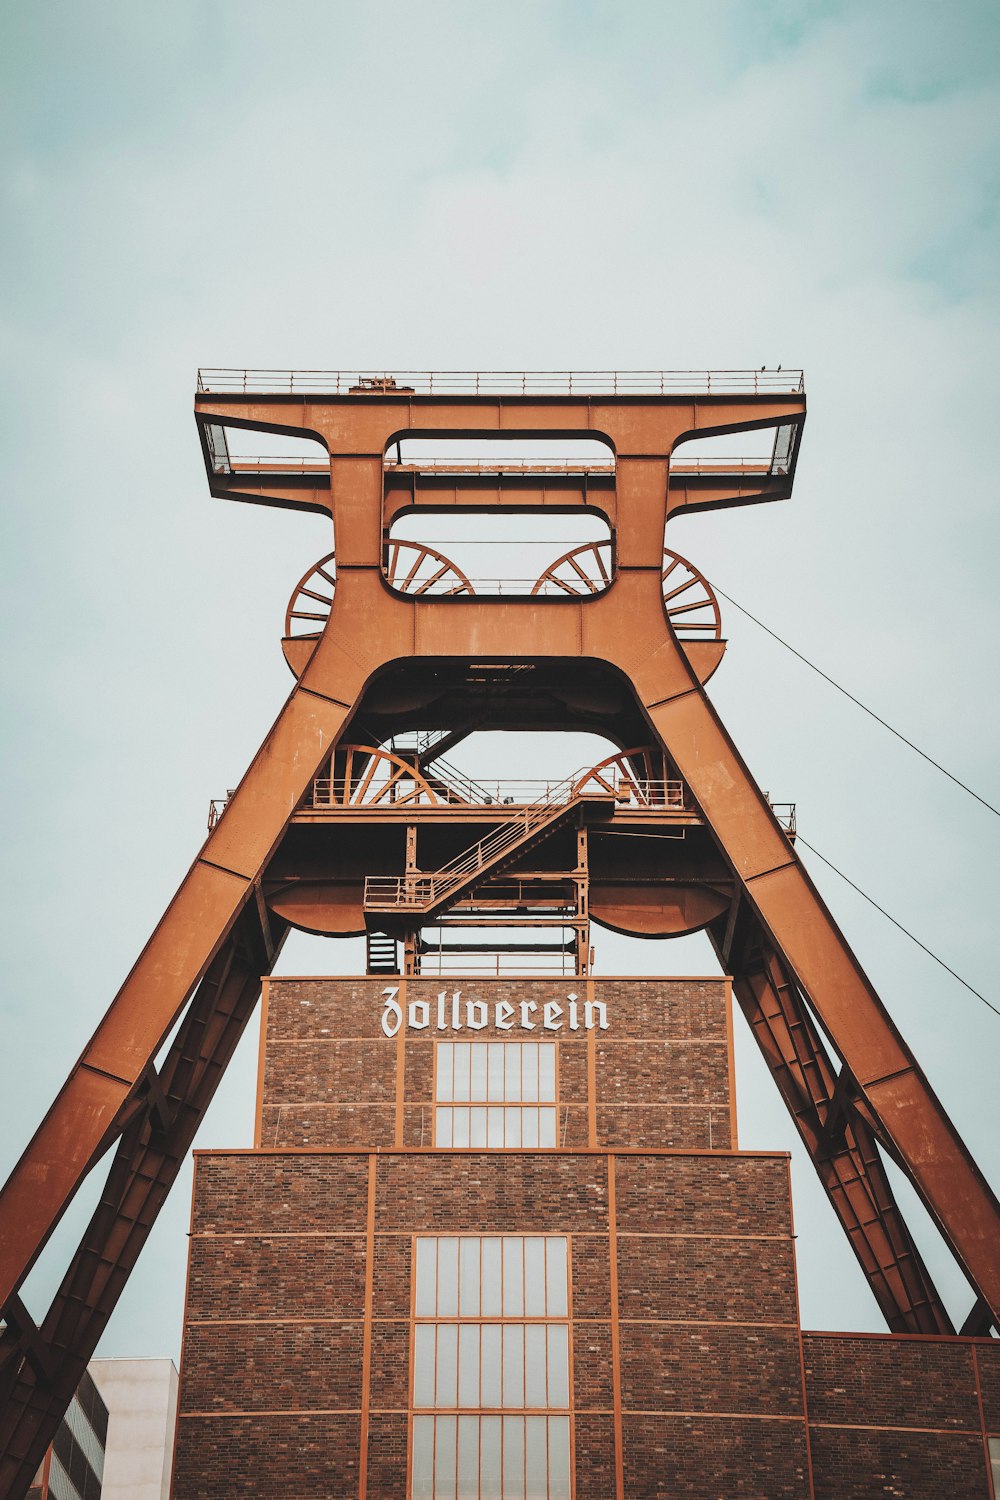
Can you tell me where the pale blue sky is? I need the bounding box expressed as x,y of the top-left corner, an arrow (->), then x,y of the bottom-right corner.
2,0 -> 999,1357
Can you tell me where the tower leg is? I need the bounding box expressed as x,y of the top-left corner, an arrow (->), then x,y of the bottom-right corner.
709,905 -> 952,1333
0,906 -> 288,1495
638,662 -> 1000,1323
0,676 -> 359,1432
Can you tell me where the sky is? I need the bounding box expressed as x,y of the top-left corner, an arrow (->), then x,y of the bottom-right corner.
1,0 -> 999,1361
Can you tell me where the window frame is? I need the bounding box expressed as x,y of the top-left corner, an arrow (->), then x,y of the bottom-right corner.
431,1040 -> 561,1150
407,1233 -> 576,1499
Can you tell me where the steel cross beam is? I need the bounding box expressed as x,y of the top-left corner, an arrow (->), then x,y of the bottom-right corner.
0,904 -> 287,1494
0,380 -> 997,1496
708,906 -> 952,1333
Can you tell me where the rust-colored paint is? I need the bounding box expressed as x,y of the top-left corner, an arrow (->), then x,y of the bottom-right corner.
1,372 -> 997,1498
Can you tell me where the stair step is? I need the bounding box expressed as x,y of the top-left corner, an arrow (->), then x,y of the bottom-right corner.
367,930 -> 399,975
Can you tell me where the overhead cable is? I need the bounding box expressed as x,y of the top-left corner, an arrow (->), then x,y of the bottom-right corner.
796,834 -> 1000,1021
712,584 -> 1000,820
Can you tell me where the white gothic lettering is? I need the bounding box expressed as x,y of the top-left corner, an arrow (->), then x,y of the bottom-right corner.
380,987 -> 609,1038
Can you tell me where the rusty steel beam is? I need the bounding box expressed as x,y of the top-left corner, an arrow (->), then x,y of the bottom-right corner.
707,907 -> 952,1334
2,377 -> 997,1495
0,905 -> 287,1497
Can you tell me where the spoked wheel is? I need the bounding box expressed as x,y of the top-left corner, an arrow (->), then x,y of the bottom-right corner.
314,745 -> 443,808
659,550 -> 721,638
573,747 -> 684,809
285,551 -> 338,639
384,541 -> 475,596
531,541 -> 613,596
531,543 -> 722,639
285,542 -> 474,644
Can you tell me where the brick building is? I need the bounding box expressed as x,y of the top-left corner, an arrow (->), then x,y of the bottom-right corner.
171,975 -> 1000,1497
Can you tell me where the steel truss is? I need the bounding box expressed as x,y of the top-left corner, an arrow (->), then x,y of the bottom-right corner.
0,375 -> 996,1497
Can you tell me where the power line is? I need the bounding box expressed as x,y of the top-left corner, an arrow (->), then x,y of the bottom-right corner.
712,584 -> 1000,820
796,834 -> 1000,1021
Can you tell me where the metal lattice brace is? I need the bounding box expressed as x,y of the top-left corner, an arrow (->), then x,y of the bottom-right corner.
710,904 -> 952,1334
0,905 -> 287,1497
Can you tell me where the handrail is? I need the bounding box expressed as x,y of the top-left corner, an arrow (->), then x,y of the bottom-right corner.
223,453 -> 781,475
365,780 -> 612,911
310,772 -> 687,812
197,368 -> 805,397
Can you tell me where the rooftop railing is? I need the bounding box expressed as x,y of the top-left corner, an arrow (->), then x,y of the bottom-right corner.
197,368 -> 805,397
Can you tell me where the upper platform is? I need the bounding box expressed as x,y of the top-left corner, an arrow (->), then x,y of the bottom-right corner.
194,367 -> 807,543
197,367 -> 804,397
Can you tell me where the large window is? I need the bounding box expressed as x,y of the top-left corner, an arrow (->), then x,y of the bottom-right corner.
411,1235 -> 572,1499
434,1043 -> 558,1148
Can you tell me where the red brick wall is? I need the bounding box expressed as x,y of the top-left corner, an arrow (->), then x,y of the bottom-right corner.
803,1333 -> 996,1499
258,976 -> 734,1152
173,1148 -> 809,1498
173,974 -> 999,1499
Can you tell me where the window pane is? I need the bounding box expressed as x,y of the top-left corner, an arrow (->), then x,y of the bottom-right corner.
454,1045 -> 471,1102
437,1238 -> 459,1316
467,1105 -> 486,1146
413,1324 -> 436,1406
437,1044 -> 454,1103
411,1416 -> 435,1498
546,1325 -> 569,1407
487,1042 -> 505,1100
436,1324 -> 458,1408
503,1415 -> 526,1499
502,1239 -> 524,1316
459,1238 -> 480,1315
502,1325 -> 524,1408
548,1417 -> 571,1500
523,1325 -> 547,1407
505,1106 -> 522,1148
523,1239 -> 546,1316
487,1107 -> 504,1148
470,1043 -> 488,1101
525,1416 -> 547,1497
450,1106 -> 469,1148
521,1108 -> 539,1149
545,1238 -> 568,1317
481,1239 -> 502,1316
522,1044 -> 539,1102
435,1107 -> 453,1148
457,1414 -> 479,1499
539,1107 -> 557,1149
458,1323 -> 480,1407
481,1323 -> 502,1407
481,1416 -> 502,1494
538,1046 -> 556,1102
415,1239 -> 437,1317
505,1043 -> 522,1101
435,1415 -> 457,1497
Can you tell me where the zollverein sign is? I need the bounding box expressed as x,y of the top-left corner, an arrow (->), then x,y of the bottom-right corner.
380,987 -> 610,1038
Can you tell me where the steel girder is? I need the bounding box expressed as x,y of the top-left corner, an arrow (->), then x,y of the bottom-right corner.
1,381 -> 997,1498
708,903 -> 952,1334
0,905 -> 287,1496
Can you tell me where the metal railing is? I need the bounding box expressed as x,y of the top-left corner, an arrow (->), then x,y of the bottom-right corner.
364,778 -> 612,911
212,450 -> 784,479
197,368 -> 805,397
309,771 -> 686,812
769,801 -> 797,836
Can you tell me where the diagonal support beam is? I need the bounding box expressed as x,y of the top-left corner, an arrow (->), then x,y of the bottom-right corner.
0,907 -> 288,1496
709,911 -> 953,1334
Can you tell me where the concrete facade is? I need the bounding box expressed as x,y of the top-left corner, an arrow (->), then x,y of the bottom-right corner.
91,1359 -> 177,1500
172,977 -> 1000,1497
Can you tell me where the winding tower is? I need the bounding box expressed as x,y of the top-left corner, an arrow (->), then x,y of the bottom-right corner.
1,369 -> 999,1498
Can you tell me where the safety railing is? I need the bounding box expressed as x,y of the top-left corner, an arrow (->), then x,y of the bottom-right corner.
197,368 -> 805,397
364,779 -> 613,912
308,772 -> 686,812
769,801 -> 797,836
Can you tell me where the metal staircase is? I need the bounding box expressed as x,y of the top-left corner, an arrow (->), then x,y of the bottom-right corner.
364,781 -> 615,924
